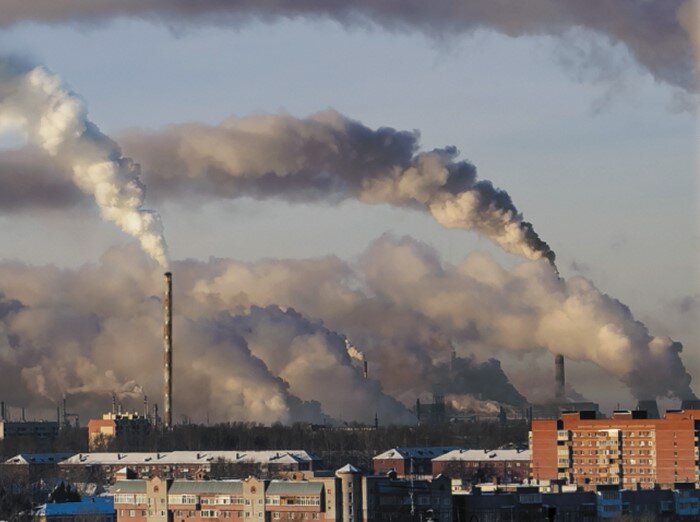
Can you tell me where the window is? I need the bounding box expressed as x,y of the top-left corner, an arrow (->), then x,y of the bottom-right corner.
272,514 -> 280,520
202,510 -> 217,518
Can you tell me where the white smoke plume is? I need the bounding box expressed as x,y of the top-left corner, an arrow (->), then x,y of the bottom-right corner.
344,339 -> 365,362
189,235 -> 694,402
121,110 -> 555,263
0,248 -> 413,425
0,237 -> 692,424
0,58 -> 168,266
0,1 -> 696,93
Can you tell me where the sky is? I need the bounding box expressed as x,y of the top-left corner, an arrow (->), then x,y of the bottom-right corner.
0,5 -> 697,418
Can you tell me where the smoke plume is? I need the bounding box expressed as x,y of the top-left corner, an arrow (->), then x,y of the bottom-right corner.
0,59 -> 168,266
0,1 -> 695,92
0,237 -> 692,423
191,235 -> 694,402
121,110 -> 555,263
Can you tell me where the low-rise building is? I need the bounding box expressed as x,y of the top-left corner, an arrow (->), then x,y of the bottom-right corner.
88,413 -> 152,450
432,448 -> 530,483
453,482 -> 700,521
34,497 -> 115,522
60,451 -> 321,482
372,447 -> 458,477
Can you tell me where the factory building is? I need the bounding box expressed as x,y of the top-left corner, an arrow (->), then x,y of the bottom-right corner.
0,420 -> 60,441
60,451 -> 321,482
87,412 -> 152,450
530,408 -> 700,491
372,447 -> 458,477
431,449 -> 530,483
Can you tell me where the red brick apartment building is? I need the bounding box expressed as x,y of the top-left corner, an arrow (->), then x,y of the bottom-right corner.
530,408 -> 700,491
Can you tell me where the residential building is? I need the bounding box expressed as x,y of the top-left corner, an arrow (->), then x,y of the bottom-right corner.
431,449 -> 530,483
60,451 -> 321,482
372,447 -> 458,477
530,408 -> 700,490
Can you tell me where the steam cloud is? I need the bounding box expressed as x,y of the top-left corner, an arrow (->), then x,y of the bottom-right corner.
0,59 -> 168,266
0,1 -> 696,92
0,237 -> 691,426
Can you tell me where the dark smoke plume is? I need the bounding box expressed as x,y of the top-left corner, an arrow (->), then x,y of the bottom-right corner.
0,0 -> 696,92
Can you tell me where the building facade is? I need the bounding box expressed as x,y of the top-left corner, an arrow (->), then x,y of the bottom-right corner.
34,497 -> 115,522
372,447 -> 458,477
530,409 -> 700,490
61,451 -> 321,483
88,413 -> 152,450
431,449 -> 530,483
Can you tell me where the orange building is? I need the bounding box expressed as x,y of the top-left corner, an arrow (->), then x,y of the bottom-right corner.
530,409 -> 700,491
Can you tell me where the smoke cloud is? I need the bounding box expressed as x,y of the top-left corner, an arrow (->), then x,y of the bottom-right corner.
190,235 -> 694,402
0,1 -> 695,92
121,110 -> 554,263
0,237 -> 692,424
0,59 -> 168,266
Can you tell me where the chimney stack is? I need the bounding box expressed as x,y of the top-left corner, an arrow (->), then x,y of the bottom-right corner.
163,272 -> 173,429
363,360 -> 368,380
0,401 -> 5,421
555,354 -> 565,401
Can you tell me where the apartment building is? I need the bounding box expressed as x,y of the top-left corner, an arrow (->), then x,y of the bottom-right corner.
530,408 -> 700,490
372,447 -> 458,477
60,451 -> 321,482
431,449 -> 530,483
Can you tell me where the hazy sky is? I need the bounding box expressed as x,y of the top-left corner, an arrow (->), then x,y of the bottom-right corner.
0,13 -> 697,411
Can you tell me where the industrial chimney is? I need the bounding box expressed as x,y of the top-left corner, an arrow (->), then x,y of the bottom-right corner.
163,272 -> 173,429
555,354 -> 565,401
363,360 -> 368,380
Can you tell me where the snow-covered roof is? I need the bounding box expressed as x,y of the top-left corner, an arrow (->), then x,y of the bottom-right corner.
373,447 -> 460,460
336,464 -> 360,474
4,453 -> 75,465
432,449 -> 530,462
60,450 -> 320,466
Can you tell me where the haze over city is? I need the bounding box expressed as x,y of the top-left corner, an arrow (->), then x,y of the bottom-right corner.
0,0 -> 698,425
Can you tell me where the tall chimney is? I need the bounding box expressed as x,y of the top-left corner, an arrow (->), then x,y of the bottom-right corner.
144,395 -> 148,419
0,401 -> 5,421
163,272 -> 173,429
555,354 -> 565,401
363,360 -> 368,380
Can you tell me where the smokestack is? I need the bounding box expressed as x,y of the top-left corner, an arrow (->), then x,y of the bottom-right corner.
21,407 -> 25,422
363,360 -> 368,380
0,402 -> 5,421
144,395 -> 148,419
111,392 -> 117,415
555,354 -> 565,401
163,272 -> 173,429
